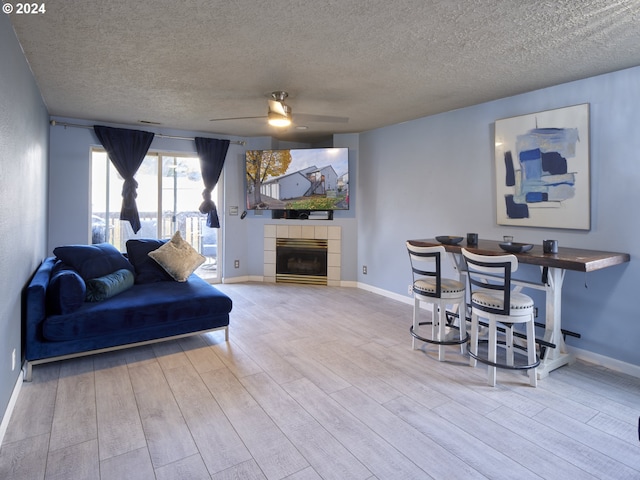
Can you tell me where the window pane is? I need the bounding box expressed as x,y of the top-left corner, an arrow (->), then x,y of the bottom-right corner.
161,155 -> 203,244
127,154 -> 158,246
161,155 -> 218,280
91,151 -> 158,251
90,150 -> 109,244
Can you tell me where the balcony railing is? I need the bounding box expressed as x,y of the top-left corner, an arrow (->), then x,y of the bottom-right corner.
92,211 -> 217,263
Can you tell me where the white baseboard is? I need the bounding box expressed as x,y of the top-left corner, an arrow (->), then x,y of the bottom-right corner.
225,276 -> 361,288
567,346 -> 640,378
222,275 -> 254,284
358,281 -> 414,306
0,371 -> 23,448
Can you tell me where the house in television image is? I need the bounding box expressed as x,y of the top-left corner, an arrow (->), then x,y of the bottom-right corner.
261,165 -> 339,202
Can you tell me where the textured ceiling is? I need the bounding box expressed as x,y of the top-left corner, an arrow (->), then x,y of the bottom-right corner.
9,0 -> 640,143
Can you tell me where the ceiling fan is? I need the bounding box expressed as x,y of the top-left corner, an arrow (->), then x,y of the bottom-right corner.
210,91 -> 349,128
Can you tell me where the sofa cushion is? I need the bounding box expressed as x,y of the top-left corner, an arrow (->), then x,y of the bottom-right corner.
53,243 -> 134,281
148,231 -> 205,282
46,263 -> 86,315
126,239 -> 173,284
41,276 -> 232,341
85,268 -> 135,302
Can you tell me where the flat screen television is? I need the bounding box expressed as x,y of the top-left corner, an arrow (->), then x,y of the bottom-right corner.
245,147 -> 349,211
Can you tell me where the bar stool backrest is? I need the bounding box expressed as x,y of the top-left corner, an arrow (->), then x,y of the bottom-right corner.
406,243 -> 445,299
461,248 -> 518,317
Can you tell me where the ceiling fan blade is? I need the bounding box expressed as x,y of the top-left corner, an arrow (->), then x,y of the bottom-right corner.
209,88 -> 347,126
294,113 -> 349,123
210,115 -> 266,122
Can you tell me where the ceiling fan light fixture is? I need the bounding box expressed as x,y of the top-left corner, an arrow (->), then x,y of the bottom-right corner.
267,110 -> 292,127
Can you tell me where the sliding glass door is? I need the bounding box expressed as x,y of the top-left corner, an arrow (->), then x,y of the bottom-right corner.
91,149 -> 221,283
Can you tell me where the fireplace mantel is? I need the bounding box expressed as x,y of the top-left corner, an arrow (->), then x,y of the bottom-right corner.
264,225 -> 341,286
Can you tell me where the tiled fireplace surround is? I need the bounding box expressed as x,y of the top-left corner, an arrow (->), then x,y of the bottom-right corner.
264,224 -> 341,286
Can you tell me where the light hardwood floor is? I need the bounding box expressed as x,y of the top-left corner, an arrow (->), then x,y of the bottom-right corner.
1,282 -> 639,479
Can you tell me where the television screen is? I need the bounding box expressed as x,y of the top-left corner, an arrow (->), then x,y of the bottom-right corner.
245,147 -> 349,211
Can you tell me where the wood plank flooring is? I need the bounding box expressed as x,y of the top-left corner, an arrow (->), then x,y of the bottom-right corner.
1,282 -> 639,479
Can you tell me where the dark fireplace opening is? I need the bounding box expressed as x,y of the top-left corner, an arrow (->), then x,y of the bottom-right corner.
276,238 -> 328,285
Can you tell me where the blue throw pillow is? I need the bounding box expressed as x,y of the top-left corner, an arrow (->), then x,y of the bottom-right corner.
47,263 -> 86,315
53,243 -> 134,281
126,239 -> 173,283
85,268 -> 135,302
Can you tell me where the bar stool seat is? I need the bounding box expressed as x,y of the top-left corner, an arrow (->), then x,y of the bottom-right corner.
413,278 -> 465,298
472,289 -> 533,312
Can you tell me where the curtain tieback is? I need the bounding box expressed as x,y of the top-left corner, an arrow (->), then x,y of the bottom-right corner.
199,189 -> 215,214
122,178 -> 139,199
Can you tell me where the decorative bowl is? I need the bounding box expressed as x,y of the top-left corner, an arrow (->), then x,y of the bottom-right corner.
499,242 -> 534,253
435,236 -> 464,245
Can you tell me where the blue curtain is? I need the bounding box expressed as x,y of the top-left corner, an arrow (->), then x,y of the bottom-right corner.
94,126 -> 155,234
195,137 -> 230,228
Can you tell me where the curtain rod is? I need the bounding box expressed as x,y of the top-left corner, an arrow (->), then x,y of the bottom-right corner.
49,120 -> 246,145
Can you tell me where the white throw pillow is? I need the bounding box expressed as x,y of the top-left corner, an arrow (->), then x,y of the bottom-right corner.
148,231 -> 205,282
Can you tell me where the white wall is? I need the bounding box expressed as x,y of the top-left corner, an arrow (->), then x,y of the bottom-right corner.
357,66 -> 640,368
0,15 -> 49,431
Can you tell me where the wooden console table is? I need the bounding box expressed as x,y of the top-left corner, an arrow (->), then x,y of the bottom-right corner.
407,239 -> 630,378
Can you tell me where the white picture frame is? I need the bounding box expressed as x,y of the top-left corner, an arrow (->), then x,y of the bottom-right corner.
494,104 -> 590,230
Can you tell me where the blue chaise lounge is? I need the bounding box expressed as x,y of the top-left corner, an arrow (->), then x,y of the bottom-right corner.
24,238 -> 232,380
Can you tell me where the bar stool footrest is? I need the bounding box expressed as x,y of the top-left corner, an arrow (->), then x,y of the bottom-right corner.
468,340 -> 540,371
410,322 -> 469,346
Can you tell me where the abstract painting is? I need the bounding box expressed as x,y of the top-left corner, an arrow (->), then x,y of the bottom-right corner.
495,104 -> 590,230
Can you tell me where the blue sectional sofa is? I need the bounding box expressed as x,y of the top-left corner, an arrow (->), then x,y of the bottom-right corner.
24,240 -> 232,380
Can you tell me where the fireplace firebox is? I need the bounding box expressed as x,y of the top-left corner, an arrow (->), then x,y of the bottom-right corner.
276,238 -> 328,285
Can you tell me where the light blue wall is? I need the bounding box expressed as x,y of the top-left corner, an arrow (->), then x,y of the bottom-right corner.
357,66 -> 640,367
0,16 -> 49,419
